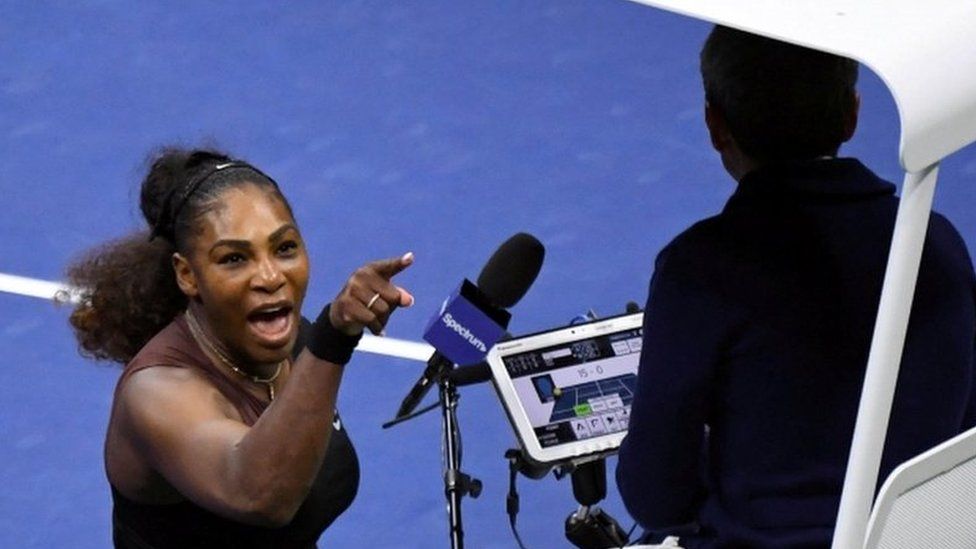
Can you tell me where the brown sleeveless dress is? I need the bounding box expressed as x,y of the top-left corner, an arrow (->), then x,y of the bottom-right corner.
110,316 -> 359,548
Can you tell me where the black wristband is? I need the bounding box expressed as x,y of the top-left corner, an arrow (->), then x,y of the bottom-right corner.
306,304 -> 362,365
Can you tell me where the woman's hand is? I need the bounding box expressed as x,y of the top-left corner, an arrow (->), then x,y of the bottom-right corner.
329,252 -> 415,336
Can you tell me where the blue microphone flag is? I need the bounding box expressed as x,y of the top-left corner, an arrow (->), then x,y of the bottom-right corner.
423,279 -> 510,366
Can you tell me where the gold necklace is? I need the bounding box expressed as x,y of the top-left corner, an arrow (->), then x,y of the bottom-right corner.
184,309 -> 285,401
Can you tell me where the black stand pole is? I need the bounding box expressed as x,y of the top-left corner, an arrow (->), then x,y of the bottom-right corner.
564,459 -> 629,549
440,376 -> 482,549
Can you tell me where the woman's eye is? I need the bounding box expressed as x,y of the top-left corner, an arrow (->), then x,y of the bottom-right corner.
277,241 -> 299,255
219,253 -> 246,265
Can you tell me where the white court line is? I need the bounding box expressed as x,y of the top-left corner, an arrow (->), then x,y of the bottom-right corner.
0,273 -> 82,302
358,334 -> 433,362
0,272 -> 432,362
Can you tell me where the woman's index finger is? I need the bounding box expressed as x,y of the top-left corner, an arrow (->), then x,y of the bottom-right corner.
371,251 -> 414,279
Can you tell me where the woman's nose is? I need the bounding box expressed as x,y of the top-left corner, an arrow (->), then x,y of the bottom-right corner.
252,257 -> 286,292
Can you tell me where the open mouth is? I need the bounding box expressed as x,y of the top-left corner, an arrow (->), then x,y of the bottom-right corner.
246,304 -> 294,343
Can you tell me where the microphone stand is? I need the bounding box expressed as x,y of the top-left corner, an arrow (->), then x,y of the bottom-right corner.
385,362 -> 482,549
559,458 -> 629,548
380,400 -> 440,429
441,374 -> 482,549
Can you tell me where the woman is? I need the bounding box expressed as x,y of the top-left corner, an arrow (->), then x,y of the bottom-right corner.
68,147 -> 414,547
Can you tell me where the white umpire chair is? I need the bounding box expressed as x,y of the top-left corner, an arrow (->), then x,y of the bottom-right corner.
635,429 -> 976,549
623,2 -> 976,547
864,426 -> 976,548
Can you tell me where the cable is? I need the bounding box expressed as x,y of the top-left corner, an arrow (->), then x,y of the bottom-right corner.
625,522 -> 638,546
506,451 -> 530,549
452,395 -> 463,463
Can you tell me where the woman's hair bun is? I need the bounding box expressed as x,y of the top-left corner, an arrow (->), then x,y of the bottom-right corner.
139,148 -> 232,231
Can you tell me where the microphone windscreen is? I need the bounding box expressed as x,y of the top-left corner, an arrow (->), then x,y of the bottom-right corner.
476,233 -> 545,309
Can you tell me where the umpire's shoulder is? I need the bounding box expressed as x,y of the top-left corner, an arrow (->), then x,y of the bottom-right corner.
927,211 -> 976,278
654,214 -> 727,270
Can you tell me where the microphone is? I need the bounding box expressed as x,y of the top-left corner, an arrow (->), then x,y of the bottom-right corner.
395,233 -> 545,419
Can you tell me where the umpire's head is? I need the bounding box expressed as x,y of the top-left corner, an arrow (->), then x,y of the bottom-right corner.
700,25 -> 860,173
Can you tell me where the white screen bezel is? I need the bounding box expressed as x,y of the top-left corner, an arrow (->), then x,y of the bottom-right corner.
486,312 -> 644,465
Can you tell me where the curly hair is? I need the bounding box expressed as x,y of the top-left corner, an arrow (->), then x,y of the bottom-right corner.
67,147 -> 291,364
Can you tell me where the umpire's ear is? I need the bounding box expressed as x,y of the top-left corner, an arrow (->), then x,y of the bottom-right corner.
842,92 -> 861,144
705,101 -> 734,153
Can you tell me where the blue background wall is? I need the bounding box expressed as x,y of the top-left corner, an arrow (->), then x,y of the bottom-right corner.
2,1 -> 975,547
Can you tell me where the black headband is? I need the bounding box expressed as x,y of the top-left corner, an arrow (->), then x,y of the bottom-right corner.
149,161 -> 279,242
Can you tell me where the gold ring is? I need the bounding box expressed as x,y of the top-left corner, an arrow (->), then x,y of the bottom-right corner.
366,292 -> 382,310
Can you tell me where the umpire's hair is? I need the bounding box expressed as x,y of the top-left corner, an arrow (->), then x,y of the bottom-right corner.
700,26 -> 859,163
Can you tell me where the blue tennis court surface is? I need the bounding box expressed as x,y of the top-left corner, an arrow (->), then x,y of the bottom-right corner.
550,373 -> 637,422
2,1 -> 976,548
